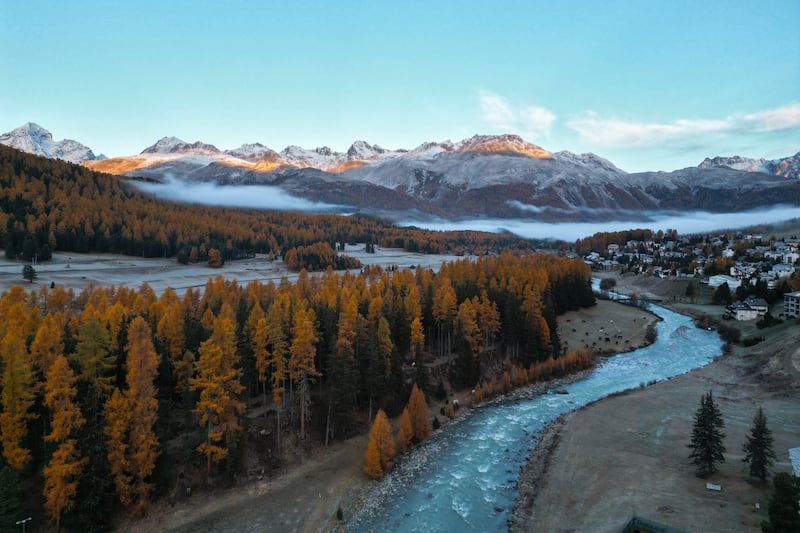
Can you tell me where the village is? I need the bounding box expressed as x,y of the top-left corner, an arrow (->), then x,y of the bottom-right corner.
581,231 -> 800,322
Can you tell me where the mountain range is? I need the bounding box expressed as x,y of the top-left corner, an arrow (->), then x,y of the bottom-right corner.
2,123 -> 799,221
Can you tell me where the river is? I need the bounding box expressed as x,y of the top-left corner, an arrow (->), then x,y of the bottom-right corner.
348,303 -> 724,532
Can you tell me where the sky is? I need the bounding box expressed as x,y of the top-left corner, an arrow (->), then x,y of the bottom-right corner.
1,0 -> 799,172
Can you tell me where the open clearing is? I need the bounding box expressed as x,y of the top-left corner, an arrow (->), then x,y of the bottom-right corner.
0,244 -> 460,295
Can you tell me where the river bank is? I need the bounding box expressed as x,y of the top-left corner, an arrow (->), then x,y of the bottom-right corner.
127,297 -> 657,533
512,275 -> 800,532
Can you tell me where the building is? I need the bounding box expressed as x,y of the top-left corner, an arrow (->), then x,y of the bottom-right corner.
744,297 -> 769,316
708,274 -> 741,290
729,301 -> 759,321
785,291 -> 800,318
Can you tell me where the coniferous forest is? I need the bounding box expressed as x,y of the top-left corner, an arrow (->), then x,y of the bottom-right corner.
0,145 -> 596,530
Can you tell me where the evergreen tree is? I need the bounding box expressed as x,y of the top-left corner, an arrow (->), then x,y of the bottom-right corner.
0,466 -> 21,533
762,472 -> 800,533
687,391 -> 726,476
742,407 -> 776,481
22,264 -> 36,283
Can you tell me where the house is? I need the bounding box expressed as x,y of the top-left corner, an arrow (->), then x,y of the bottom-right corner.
744,297 -> 769,316
785,291 -> 800,318
772,263 -> 796,279
729,301 -> 760,321
709,274 -> 741,290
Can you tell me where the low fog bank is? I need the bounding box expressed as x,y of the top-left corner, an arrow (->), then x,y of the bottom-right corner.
132,177 -> 349,212
130,178 -> 798,241
399,206 -> 800,241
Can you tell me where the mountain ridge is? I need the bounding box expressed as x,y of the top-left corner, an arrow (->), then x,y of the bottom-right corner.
2,123 -> 799,222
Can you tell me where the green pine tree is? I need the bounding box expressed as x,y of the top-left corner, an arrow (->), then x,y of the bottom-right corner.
742,407 -> 776,481
687,391 -> 726,476
761,472 -> 800,533
0,466 -> 21,533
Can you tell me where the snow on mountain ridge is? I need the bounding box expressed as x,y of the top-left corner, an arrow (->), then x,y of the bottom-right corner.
0,122 -> 100,163
699,152 -> 800,179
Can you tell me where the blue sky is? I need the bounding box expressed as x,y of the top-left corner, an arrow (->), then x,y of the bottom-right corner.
1,0 -> 798,172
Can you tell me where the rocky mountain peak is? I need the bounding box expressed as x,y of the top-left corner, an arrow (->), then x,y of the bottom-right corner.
0,122 -> 100,163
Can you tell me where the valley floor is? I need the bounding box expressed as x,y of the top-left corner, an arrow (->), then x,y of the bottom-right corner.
513,274 -> 800,533
122,297 -> 657,533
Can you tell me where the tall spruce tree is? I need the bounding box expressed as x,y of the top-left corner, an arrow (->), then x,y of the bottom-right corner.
762,472 -> 800,533
687,391 -> 726,476
742,407 -> 776,481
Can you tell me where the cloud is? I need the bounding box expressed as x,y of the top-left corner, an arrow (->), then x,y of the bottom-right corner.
133,176 -> 347,212
480,90 -> 556,138
399,206 -> 800,242
743,103 -> 800,132
567,102 -> 800,148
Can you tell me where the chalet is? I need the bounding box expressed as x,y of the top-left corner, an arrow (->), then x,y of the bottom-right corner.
744,297 -> 769,316
785,291 -> 800,318
729,301 -> 759,321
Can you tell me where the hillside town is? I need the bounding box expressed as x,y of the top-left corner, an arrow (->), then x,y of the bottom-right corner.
581,231 -> 800,321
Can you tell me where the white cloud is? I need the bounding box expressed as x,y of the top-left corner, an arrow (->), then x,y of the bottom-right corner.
133,176 -> 347,212
743,103 -> 800,132
480,90 -> 555,138
567,102 -> 800,148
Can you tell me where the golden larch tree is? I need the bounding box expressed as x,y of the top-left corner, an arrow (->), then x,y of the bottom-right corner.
43,355 -> 87,531
406,384 -> 432,443
288,302 -> 319,440
104,317 -> 160,515
0,320 -> 37,470
363,409 -> 395,480
190,316 -> 244,477
396,407 -> 414,453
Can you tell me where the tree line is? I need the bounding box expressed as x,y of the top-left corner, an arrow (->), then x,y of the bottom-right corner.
0,251 -> 594,530
0,145 -> 537,264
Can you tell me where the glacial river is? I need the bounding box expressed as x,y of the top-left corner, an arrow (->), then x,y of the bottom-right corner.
349,302 -> 724,532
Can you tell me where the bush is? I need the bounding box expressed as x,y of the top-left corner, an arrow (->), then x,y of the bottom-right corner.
741,336 -> 764,347
599,278 -> 616,290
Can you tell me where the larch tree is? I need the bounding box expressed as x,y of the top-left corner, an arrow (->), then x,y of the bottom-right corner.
73,317 -> 114,426
190,316 -> 244,478
396,407 -> 413,453
363,409 -> 395,480
410,316 -> 428,393
266,296 -> 289,450
43,355 -> 87,531
156,303 -> 189,392
0,321 -> 37,471
288,302 -> 319,440
406,384 -> 432,443
687,391 -> 726,476
104,317 -> 160,515
742,406 -> 776,482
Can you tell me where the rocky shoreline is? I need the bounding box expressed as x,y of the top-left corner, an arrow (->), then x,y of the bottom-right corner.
510,415 -> 565,531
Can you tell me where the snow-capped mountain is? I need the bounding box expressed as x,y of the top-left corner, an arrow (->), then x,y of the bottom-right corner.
141,137 -> 222,156
5,122 -> 798,221
699,153 -> 800,179
0,122 -> 103,163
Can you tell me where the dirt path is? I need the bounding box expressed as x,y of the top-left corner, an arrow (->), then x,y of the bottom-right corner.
130,434 -> 369,533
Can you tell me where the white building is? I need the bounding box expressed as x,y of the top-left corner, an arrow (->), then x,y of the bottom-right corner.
709,274 -> 741,290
